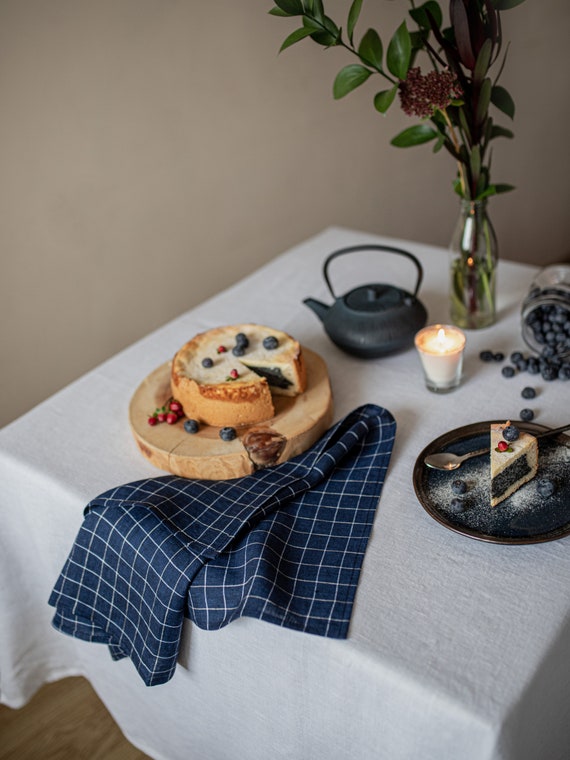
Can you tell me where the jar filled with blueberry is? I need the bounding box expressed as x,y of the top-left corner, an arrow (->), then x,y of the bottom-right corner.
521,265 -> 570,361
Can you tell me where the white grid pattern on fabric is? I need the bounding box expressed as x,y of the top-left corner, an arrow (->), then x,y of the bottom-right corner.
49,404 -> 396,686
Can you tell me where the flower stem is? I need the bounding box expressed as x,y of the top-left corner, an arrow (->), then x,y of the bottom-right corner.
440,108 -> 468,198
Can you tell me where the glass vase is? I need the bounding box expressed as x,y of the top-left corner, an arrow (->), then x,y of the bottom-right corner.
449,199 -> 498,329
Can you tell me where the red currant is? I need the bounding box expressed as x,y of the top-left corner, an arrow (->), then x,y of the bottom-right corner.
497,440 -> 509,452
169,400 -> 183,414
166,412 -> 178,425
217,345 -> 227,354
157,411 -> 167,423
230,369 -> 239,379
148,416 -> 158,426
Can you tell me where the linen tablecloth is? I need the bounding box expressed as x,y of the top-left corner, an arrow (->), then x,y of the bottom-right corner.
49,404 -> 396,685
2,228 -> 570,760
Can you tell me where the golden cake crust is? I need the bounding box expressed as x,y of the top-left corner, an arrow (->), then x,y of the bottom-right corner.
171,324 -> 306,428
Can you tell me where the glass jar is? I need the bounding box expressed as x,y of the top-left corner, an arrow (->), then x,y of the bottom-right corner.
521,264 -> 570,360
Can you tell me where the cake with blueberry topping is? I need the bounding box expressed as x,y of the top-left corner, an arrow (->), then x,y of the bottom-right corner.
171,324 -> 307,428
490,421 -> 538,506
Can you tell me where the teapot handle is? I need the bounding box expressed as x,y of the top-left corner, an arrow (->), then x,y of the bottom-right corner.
322,244 -> 424,300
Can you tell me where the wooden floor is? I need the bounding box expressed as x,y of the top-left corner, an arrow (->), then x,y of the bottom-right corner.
0,677 -> 152,759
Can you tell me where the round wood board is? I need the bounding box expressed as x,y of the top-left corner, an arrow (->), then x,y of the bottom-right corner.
129,347 -> 334,479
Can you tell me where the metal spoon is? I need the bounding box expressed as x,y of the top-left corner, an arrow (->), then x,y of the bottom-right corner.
424,422 -> 570,471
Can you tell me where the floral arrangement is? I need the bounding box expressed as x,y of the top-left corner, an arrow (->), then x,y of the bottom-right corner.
269,0 -> 526,202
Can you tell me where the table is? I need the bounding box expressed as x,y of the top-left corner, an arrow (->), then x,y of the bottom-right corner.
2,227 -> 569,760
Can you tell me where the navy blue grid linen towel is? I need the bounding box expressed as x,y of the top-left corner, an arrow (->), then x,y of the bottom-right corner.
49,404 -> 396,686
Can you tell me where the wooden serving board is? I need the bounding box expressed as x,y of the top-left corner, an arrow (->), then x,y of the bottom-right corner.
129,348 -> 333,479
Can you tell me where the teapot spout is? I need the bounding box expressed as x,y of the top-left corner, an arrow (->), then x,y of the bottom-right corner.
303,297 -> 330,323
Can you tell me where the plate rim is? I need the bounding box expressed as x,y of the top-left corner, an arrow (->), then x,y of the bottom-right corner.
413,420 -> 570,545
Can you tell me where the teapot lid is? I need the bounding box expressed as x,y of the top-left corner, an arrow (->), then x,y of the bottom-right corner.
345,284 -> 408,313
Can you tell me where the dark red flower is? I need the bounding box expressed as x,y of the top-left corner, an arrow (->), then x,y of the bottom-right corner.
398,67 -> 463,119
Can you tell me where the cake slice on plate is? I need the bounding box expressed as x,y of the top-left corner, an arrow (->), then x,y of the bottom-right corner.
490,421 -> 538,507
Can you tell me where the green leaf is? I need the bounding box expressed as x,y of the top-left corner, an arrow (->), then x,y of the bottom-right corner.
273,0 -> 304,14
303,16 -> 342,47
269,7 -> 293,17
490,124 -> 514,139
490,0 -> 526,9
476,78 -> 492,126
433,135 -> 445,153
473,38 -> 492,85
495,183 -> 515,193
374,86 -> 398,114
303,14 -> 341,46
279,26 -> 316,52
470,145 -> 481,181
358,29 -> 383,70
457,107 -> 472,145
409,1 -> 443,30
387,22 -> 411,80
333,64 -> 372,99
311,0 -> 325,19
390,123 -> 438,147
478,182 -> 515,199
491,85 -> 515,119
347,0 -> 363,45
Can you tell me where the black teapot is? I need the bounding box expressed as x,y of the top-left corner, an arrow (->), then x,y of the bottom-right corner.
303,244 -> 428,358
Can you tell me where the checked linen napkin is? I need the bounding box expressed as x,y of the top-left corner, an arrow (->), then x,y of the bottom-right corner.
49,404 -> 396,686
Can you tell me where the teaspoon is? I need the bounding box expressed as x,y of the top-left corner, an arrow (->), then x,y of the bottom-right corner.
423,422 -> 570,471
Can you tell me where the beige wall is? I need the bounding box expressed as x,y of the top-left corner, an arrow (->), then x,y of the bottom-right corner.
1,0 -> 569,429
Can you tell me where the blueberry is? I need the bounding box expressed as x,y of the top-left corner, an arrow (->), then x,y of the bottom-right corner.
536,479 -> 555,498
559,365 -> 570,380
184,419 -> 199,434
479,350 -> 494,362
235,332 -> 249,348
545,331 -> 557,344
493,352 -> 505,362
263,336 -> 279,350
449,497 -> 464,512
232,345 -> 245,356
503,425 -> 520,442
510,351 -> 524,363
202,357 -> 214,368
541,365 -> 557,381
219,426 -> 237,441
451,479 -> 467,495
521,387 -> 536,399
520,408 -> 534,422
501,366 -> 516,378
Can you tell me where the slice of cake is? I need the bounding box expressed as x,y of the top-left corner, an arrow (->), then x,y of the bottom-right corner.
490,421 -> 538,506
171,324 -> 307,428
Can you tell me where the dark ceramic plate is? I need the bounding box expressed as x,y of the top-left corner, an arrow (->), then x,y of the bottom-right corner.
413,421 -> 570,544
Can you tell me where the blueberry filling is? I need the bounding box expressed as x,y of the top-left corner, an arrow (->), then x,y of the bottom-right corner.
491,456 -> 532,500
246,365 -> 292,389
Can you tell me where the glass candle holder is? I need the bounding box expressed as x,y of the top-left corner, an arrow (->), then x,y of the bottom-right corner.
414,324 -> 466,393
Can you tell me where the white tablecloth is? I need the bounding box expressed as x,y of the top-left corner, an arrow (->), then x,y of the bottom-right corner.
2,227 -> 569,760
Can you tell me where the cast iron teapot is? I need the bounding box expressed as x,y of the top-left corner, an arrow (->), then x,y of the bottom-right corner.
303,244 -> 428,358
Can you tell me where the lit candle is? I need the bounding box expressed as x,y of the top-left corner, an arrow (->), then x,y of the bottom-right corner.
414,324 -> 466,393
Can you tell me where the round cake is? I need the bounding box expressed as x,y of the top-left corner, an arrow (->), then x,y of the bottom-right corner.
171,324 -> 307,428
